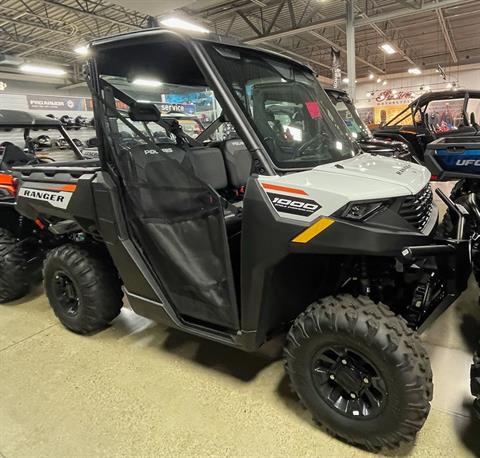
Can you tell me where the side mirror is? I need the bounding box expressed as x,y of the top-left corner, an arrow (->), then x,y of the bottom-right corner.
129,102 -> 160,122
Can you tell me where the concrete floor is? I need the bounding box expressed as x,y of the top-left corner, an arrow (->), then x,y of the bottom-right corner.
1,183 -> 480,457
0,281 -> 479,458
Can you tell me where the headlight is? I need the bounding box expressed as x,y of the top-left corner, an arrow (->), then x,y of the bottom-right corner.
341,201 -> 390,220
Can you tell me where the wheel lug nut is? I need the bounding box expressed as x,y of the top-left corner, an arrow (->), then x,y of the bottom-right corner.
341,359 -> 347,365
363,378 -> 369,384
350,393 -> 356,399
329,374 -> 335,380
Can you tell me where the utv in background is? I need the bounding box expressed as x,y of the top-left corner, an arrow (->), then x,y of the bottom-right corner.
325,88 -> 412,161
374,90 -> 480,162
13,29 -> 471,450
0,110 -> 87,302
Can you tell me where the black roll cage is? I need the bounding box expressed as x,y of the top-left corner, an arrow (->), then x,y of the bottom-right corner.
385,91 -> 479,129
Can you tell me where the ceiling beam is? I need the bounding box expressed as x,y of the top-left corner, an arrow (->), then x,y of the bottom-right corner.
436,4 -> 458,63
356,0 -> 473,26
34,0 -> 142,29
244,0 -> 471,45
309,31 -> 385,74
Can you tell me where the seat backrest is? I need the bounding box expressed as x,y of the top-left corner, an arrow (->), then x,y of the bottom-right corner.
220,139 -> 252,188
0,144 -> 33,170
188,146 -> 228,190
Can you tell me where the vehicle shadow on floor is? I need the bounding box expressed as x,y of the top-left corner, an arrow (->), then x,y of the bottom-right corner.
154,326 -> 285,382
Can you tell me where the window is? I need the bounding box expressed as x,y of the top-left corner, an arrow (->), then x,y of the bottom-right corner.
207,44 -> 360,169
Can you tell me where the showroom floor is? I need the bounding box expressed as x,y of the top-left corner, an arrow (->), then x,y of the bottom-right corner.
1,187 -> 480,458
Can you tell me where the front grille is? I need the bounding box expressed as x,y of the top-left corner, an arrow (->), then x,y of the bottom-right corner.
399,185 -> 433,231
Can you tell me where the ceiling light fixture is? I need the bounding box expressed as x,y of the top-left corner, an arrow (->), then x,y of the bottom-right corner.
369,73 -> 375,80
342,77 -> 349,83
20,64 -> 66,76
74,46 -> 89,56
380,43 -> 396,55
132,78 -> 163,87
408,67 -> 422,75
377,78 -> 382,83
160,17 -> 209,34
382,80 -> 387,86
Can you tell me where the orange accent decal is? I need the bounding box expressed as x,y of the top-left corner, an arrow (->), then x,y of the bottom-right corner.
0,174 -> 14,185
60,184 -> 77,192
47,184 -> 77,192
261,182 -> 308,196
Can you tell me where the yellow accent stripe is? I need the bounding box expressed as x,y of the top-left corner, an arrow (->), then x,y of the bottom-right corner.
292,218 -> 335,244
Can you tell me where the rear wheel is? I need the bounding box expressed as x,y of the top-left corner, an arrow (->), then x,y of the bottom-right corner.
43,244 -> 123,334
284,295 -> 432,451
0,228 -> 30,303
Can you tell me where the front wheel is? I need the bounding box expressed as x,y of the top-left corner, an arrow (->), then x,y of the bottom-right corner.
284,295 -> 432,451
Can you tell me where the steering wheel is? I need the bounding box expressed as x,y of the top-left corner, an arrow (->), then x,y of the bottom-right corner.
293,133 -> 323,158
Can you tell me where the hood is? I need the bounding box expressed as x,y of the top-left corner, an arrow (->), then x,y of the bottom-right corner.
313,153 -> 429,195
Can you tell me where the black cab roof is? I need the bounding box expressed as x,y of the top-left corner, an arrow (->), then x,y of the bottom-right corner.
0,110 -> 61,128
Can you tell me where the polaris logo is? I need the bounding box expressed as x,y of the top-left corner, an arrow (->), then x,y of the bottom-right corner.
144,149 -> 159,155
267,192 -> 321,217
18,187 -> 72,210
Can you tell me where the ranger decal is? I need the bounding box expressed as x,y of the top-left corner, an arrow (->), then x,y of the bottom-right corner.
18,188 -> 73,210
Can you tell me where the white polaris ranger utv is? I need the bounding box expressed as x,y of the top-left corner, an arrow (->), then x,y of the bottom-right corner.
13,29 -> 470,450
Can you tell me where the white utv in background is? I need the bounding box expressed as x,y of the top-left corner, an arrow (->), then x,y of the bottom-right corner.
12,29 -> 471,450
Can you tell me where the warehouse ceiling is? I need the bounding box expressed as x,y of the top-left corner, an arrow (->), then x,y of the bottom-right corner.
0,0 -> 479,82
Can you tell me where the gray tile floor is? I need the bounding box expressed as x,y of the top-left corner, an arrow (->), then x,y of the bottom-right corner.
1,182 -> 479,457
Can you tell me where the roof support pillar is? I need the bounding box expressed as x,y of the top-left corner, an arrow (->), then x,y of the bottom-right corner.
346,0 -> 356,101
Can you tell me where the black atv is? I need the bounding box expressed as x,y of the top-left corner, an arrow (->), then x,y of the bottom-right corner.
12,29 -> 472,451
374,90 -> 480,163
326,87 -> 412,161
0,110 -> 87,302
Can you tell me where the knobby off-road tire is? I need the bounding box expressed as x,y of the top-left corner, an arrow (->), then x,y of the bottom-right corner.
43,244 -> 123,334
0,228 -> 30,303
284,295 -> 432,451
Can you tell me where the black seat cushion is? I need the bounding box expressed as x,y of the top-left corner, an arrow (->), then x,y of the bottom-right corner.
189,146 -> 228,190
220,140 -> 252,188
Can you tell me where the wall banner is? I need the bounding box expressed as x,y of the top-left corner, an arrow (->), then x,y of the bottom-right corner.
26,95 -> 90,111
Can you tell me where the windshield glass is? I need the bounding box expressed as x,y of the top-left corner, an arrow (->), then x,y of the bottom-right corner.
206,44 -> 359,169
328,94 -> 371,140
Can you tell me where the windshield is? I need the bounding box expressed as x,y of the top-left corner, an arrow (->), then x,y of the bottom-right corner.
206,44 -> 360,169
328,94 -> 372,140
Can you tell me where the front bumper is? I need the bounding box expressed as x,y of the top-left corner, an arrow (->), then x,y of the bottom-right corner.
401,189 -> 472,331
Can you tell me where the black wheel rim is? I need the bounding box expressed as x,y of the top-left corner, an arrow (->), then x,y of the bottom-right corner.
52,272 -> 80,316
311,345 -> 388,419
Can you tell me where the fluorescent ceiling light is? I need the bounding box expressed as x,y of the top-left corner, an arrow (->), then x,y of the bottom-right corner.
160,17 -> 209,34
408,67 -> 422,75
132,78 -> 162,87
380,43 -> 396,55
74,46 -> 89,56
342,77 -> 349,83
20,64 -> 66,76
